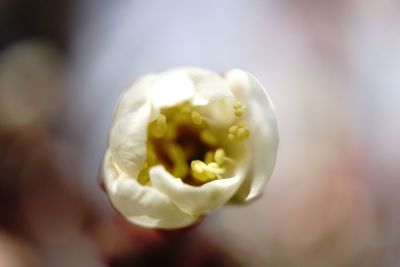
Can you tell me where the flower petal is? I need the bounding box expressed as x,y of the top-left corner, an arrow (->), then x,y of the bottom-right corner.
103,152 -> 198,229
183,68 -> 234,106
149,165 -> 247,215
195,97 -> 236,127
225,69 -> 279,202
109,101 -> 152,178
148,67 -> 235,108
148,70 -> 196,110
181,67 -> 237,125
113,74 -> 158,120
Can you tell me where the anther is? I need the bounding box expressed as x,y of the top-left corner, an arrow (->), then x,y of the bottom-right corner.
149,114 -> 167,138
191,160 -> 204,173
178,102 -> 191,114
205,148 -> 230,165
214,148 -> 226,165
228,122 -> 250,142
191,160 -> 225,183
204,151 -> 215,164
233,101 -> 246,117
190,111 -> 203,125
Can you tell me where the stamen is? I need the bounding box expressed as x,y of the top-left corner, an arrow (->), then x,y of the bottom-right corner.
191,160 -> 225,183
165,143 -> 189,179
149,114 -> 167,138
204,151 -> 215,164
145,101 -> 239,186
228,122 -> 250,142
190,111 -> 203,125
214,148 -> 226,165
200,130 -> 218,146
178,102 -> 191,114
233,101 -> 246,117
167,102 -> 191,124
205,148 -> 232,165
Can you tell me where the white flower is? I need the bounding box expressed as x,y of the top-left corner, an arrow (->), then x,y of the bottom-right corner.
102,68 -> 278,229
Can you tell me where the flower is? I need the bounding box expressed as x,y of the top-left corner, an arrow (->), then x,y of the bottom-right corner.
102,68 -> 278,229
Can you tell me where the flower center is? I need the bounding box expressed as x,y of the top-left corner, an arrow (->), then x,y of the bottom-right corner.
138,101 -> 250,186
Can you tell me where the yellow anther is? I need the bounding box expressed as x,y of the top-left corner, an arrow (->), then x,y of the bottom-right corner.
191,160 -> 225,183
145,102 -> 234,186
200,130 -> 218,146
214,148 -> 225,165
235,110 -> 244,117
178,102 -> 191,114
237,127 -> 246,138
204,148 -> 227,165
228,124 -> 238,133
233,101 -> 246,117
204,151 -> 215,164
191,160 -> 204,173
149,114 -> 167,138
172,112 -> 188,124
228,122 -> 250,142
169,103 -> 191,124
190,111 -> 203,125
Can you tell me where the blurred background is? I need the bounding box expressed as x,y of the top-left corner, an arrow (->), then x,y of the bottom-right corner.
1,0 -> 400,266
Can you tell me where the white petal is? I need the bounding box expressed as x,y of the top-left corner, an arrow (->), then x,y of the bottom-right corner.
109,101 -> 152,178
148,70 -> 195,109
182,68 -> 234,105
113,74 -> 158,120
225,69 -> 279,202
103,152 -> 198,229
149,165 -> 246,215
149,67 -> 235,108
186,67 -> 236,126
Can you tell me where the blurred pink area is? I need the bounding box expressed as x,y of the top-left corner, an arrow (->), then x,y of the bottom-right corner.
1,0 -> 400,266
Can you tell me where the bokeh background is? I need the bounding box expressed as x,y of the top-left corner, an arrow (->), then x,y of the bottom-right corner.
1,0 -> 400,266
